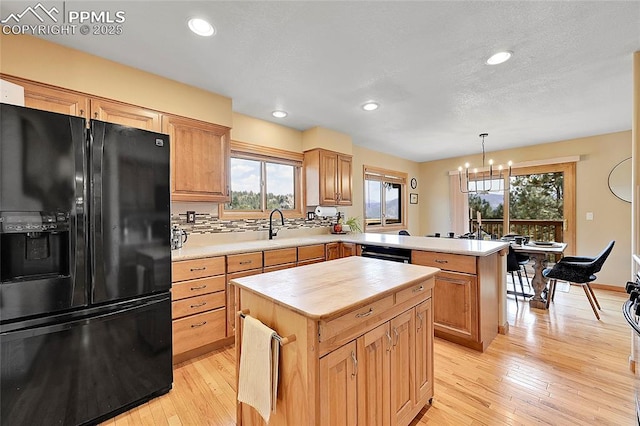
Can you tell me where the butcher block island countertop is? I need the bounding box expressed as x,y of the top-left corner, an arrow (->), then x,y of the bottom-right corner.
231,256 -> 439,426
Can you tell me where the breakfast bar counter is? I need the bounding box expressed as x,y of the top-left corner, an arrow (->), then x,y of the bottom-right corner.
231,256 -> 439,426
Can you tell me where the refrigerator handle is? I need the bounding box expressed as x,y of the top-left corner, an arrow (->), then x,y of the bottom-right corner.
91,121 -> 105,302
71,118 -> 88,307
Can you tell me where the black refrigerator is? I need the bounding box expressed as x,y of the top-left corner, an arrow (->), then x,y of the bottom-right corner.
0,104 -> 173,425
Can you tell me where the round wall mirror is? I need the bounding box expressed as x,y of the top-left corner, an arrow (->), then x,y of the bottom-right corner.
608,157 -> 632,203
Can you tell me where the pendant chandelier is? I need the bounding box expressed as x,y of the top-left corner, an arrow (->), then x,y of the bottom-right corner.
458,133 -> 512,194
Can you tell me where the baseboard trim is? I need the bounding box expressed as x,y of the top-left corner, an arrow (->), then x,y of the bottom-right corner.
173,336 -> 235,366
586,283 -> 625,292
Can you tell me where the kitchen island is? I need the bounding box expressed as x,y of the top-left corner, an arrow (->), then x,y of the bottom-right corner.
231,256 -> 439,426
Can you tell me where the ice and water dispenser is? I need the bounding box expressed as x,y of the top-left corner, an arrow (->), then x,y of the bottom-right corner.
0,211 -> 71,283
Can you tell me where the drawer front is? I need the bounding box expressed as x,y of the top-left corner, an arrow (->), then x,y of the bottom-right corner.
297,259 -> 324,267
264,247 -> 297,267
172,257 -> 225,282
172,291 -> 226,319
172,275 -> 226,301
319,294 -> 394,342
395,278 -> 433,305
263,263 -> 296,273
172,308 -> 226,355
227,252 -> 263,273
412,251 -> 476,274
298,244 -> 325,262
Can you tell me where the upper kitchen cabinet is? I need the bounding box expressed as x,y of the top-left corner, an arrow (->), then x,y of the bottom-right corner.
2,76 -> 89,117
90,99 -> 162,132
163,114 -> 231,202
1,76 -> 162,132
304,148 -> 353,206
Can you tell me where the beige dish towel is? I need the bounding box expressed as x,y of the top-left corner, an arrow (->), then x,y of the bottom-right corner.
237,315 -> 280,423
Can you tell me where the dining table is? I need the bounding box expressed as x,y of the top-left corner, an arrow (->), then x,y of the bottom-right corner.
511,241 -> 567,309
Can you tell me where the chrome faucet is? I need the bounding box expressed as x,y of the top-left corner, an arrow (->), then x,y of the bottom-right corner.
269,208 -> 284,240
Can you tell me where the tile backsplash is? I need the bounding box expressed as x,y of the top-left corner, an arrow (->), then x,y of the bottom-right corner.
171,211 -> 334,235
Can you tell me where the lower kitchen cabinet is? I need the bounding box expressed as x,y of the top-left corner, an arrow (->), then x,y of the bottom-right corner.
319,297 -> 432,426
415,299 -> 434,403
412,250 -> 498,351
356,323 -> 390,426
319,341 -> 358,426
171,256 -> 227,362
432,271 -> 478,342
325,242 -> 340,261
226,252 -> 263,337
297,243 -> 326,266
341,242 -> 357,257
172,308 -> 226,356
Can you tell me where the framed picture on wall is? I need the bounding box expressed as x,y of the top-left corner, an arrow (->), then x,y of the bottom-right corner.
410,193 -> 418,204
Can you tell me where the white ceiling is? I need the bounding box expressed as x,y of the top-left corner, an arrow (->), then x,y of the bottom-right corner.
2,1 -> 640,162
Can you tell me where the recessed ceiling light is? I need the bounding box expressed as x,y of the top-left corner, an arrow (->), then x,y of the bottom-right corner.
272,110 -> 288,118
486,51 -> 513,65
362,102 -> 379,111
188,18 -> 215,37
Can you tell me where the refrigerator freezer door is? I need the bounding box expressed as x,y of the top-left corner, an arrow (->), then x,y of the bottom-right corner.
90,120 -> 171,304
0,104 -> 87,320
0,293 -> 172,425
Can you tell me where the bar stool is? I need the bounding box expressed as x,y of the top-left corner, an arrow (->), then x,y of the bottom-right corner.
507,246 -> 527,305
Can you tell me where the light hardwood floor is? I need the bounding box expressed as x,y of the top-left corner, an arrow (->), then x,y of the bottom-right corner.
104,286 -> 636,425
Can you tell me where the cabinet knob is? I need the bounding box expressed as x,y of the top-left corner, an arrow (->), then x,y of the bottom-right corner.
79,109 -> 85,117
94,112 -> 98,119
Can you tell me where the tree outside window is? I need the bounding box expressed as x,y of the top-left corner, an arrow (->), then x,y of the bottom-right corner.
220,141 -> 303,218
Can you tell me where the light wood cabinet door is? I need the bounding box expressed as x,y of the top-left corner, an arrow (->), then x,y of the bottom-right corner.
304,148 -> 353,206
415,299 -> 434,405
90,98 -> 161,131
3,77 -> 89,117
340,242 -> 356,258
433,271 -> 478,341
390,309 -> 415,426
337,154 -> 353,205
319,341 -> 358,426
163,114 -> 230,202
357,323 -> 391,426
325,242 -> 340,261
319,150 -> 339,205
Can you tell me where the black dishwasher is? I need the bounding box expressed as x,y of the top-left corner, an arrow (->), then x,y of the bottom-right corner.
360,245 -> 411,263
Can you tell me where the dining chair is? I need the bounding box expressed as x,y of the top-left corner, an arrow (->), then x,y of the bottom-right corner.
542,240 -> 615,319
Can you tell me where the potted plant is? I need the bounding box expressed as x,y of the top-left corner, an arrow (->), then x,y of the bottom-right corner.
345,216 -> 362,234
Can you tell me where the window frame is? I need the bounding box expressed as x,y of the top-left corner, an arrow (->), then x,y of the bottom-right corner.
219,141 -> 304,219
362,165 -> 408,232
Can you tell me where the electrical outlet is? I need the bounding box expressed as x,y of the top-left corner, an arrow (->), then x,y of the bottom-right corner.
186,211 -> 196,223
586,212 -> 594,221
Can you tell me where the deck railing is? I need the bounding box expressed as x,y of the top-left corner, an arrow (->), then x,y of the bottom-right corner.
470,219 -> 564,242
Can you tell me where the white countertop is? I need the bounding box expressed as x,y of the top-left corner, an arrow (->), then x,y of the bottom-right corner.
171,232 -> 508,261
